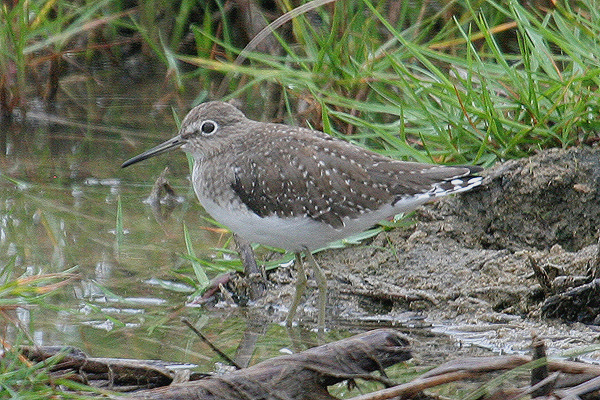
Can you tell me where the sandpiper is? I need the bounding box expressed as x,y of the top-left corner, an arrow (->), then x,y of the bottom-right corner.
122,101 -> 482,329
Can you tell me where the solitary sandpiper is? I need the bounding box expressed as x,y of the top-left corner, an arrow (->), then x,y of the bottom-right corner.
122,101 -> 483,328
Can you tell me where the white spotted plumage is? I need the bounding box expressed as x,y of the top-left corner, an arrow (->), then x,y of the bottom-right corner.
171,101 -> 484,252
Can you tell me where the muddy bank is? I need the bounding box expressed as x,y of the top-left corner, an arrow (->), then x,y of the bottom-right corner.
267,147 -> 600,357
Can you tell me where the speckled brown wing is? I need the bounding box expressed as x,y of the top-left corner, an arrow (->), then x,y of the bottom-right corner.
229,123 -> 478,229
230,134 -> 351,229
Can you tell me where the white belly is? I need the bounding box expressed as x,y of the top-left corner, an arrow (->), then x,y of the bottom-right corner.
191,160 -> 436,252
195,192 -> 431,252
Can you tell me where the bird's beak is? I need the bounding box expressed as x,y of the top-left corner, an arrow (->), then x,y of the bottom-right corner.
121,136 -> 184,168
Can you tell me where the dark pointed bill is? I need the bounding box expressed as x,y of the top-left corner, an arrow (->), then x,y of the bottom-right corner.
121,136 -> 184,168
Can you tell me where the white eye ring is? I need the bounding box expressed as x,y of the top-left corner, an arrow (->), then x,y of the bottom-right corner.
200,120 -> 218,136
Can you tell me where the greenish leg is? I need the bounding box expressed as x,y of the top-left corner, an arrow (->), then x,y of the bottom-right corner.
285,252 -> 307,327
304,249 -> 326,332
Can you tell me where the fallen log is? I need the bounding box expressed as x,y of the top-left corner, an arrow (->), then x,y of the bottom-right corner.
127,329 -> 411,400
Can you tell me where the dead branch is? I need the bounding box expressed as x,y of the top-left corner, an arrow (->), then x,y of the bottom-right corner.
126,329 -> 410,400
20,346 -> 192,391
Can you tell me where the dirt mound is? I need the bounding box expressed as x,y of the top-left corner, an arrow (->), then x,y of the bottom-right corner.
443,147 -> 600,251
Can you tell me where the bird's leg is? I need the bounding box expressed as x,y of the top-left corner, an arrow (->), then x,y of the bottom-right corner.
304,248 -> 327,331
233,234 -> 265,301
285,252 -> 307,327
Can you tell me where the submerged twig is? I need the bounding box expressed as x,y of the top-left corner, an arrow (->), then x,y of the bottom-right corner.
147,167 -> 181,222
181,317 -> 242,370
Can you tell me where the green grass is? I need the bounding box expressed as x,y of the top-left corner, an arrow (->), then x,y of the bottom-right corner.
4,0 -> 598,163
176,0 -> 600,167
0,344 -> 105,399
0,0 -> 117,111
183,221 -> 210,292
0,259 -> 94,398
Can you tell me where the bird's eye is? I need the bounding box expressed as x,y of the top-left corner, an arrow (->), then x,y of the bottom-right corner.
200,120 -> 217,136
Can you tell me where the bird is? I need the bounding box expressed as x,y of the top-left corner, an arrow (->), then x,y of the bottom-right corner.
122,101 -> 482,329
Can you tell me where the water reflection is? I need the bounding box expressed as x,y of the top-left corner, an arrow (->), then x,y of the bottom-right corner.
0,80 -> 225,361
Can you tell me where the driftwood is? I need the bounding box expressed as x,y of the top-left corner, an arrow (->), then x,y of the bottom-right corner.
127,329 -> 411,400
20,345 -> 207,392
348,354 -> 600,400
18,329 -> 410,397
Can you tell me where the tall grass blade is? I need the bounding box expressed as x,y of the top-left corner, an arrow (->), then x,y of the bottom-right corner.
183,223 -> 209,289
115,195 -> 124,254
